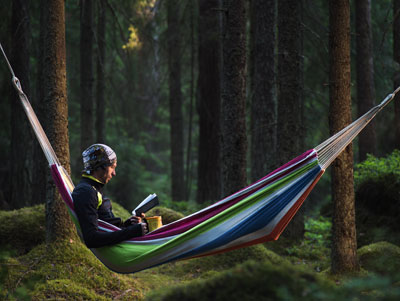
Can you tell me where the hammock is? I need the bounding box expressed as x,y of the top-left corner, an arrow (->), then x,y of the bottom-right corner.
2,44 -> 399,274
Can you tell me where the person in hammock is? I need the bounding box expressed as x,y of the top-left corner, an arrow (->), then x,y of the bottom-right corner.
72,144 -> 148,248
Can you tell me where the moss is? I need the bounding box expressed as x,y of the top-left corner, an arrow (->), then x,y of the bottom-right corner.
147,206 -> 185,225
153,244 -> 285,282
354,151 -> 400,248
146,259 -> 335,301
358,241 -> 400,277
0,205 -> 45,255
32,279 -> 109,301
1,239 -> 146,300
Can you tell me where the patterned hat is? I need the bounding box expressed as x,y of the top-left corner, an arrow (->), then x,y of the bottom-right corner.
82,144 -> 117,174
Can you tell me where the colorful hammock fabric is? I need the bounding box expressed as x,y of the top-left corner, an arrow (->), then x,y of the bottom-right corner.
2,42 -> 399,274
52,149 -> 323,273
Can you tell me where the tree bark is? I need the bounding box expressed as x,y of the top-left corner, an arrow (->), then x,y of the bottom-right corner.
96,0 -> 106,143
80,0 -> 94,150
10,0 -> 33,209
329,0 -> 359,274
31,0 -> 48,206
197,0 -> 222,203
250,0 -> 276,182
394,0 -> 400,149
277,0 -> 304,238
355,0 -> 376,162
167,0 -> 185,202
42,0 -> 76,242
221,0 -> 247,197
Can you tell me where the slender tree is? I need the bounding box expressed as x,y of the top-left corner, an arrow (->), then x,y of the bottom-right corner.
96,0 -> 106,142
197,0 -> 221,203
42,0 -> 76,242
10,0 -> 33,209
221,0 -> 247,197
355,0 -> 376,162
31,0 -> 48,206
329,0 -> 359,273
80,0 -> 94,150
250,0 -> 276,182
277,0 -> 304,238
185,0 -> 195,201
167,0 -> 185,202
394,0 -> 400,149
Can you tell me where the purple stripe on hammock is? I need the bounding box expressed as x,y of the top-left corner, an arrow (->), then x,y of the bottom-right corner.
51,164 -> 74,210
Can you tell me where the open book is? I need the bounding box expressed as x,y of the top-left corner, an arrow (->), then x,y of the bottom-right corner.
132,193 -> 159,216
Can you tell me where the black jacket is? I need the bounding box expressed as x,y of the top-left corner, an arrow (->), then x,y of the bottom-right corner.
72,176 -> 143,248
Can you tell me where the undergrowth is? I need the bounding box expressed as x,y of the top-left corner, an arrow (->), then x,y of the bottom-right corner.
354,150 -> 400,188
1,203 -> 400,300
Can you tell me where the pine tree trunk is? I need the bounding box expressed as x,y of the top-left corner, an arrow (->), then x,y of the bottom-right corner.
250,0 -> 276,182
355,0 -> 376,162
394,0 -> 400,149
42,0 -> 76,242
31,0 -> 48,206
96,0 -> 106,143
167,0 -> 185,202
10,0 -> 33,209
329,0 -> 359,274
277,0 -> 304,238
80,0 -> 94,150
197,0 -> 222,203
221,0 -> 247,197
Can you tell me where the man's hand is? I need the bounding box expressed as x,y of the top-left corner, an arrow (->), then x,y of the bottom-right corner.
140,222 -> 148,235
124,213 -> 146,226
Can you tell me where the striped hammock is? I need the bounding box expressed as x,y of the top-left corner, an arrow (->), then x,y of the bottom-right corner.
2,43 -> 399,273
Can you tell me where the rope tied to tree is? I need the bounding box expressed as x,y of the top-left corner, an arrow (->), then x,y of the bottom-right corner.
0,41 -> 60,167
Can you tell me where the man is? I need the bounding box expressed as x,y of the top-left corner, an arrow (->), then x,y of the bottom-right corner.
72,144 -> 148,248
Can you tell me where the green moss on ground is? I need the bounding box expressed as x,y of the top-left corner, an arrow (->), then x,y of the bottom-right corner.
2,204 -> 400,300
0,204 -> 45,255
354,151 -> 400,247
147,244 -> 285,282
358,241 -> 400,277
1,239 -> 147,300
146,259 -> 335,301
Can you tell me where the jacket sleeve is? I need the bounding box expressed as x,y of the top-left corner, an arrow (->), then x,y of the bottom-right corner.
72,185 -> 143,248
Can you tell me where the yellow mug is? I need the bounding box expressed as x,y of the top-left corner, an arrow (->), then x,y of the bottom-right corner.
146,216 -> 163,232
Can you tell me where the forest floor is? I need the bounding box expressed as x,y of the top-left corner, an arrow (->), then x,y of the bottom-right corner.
1,204 -> 400,300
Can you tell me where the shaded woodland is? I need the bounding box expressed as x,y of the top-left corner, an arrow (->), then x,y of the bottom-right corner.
1,0 -> 400,299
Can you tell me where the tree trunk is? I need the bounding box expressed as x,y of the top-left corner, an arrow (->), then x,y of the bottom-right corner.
250,0 -> 276,182
221,0 -> 247,197
329,0 -> 359,274
80,0 -> 94,150
197,0 -> 222,203
277,0 -> 304,238
31,0 -> 48,206
167,0 -> 185,202
42,0 -> 76,242
355,0 -> 376,162
10,0 -> 33,209
96,0 -> 106,143
185,1 -> 195,201
394,0 -> 400,149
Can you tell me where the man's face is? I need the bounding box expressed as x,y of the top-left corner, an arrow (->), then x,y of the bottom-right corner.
96,161 -> 117,184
